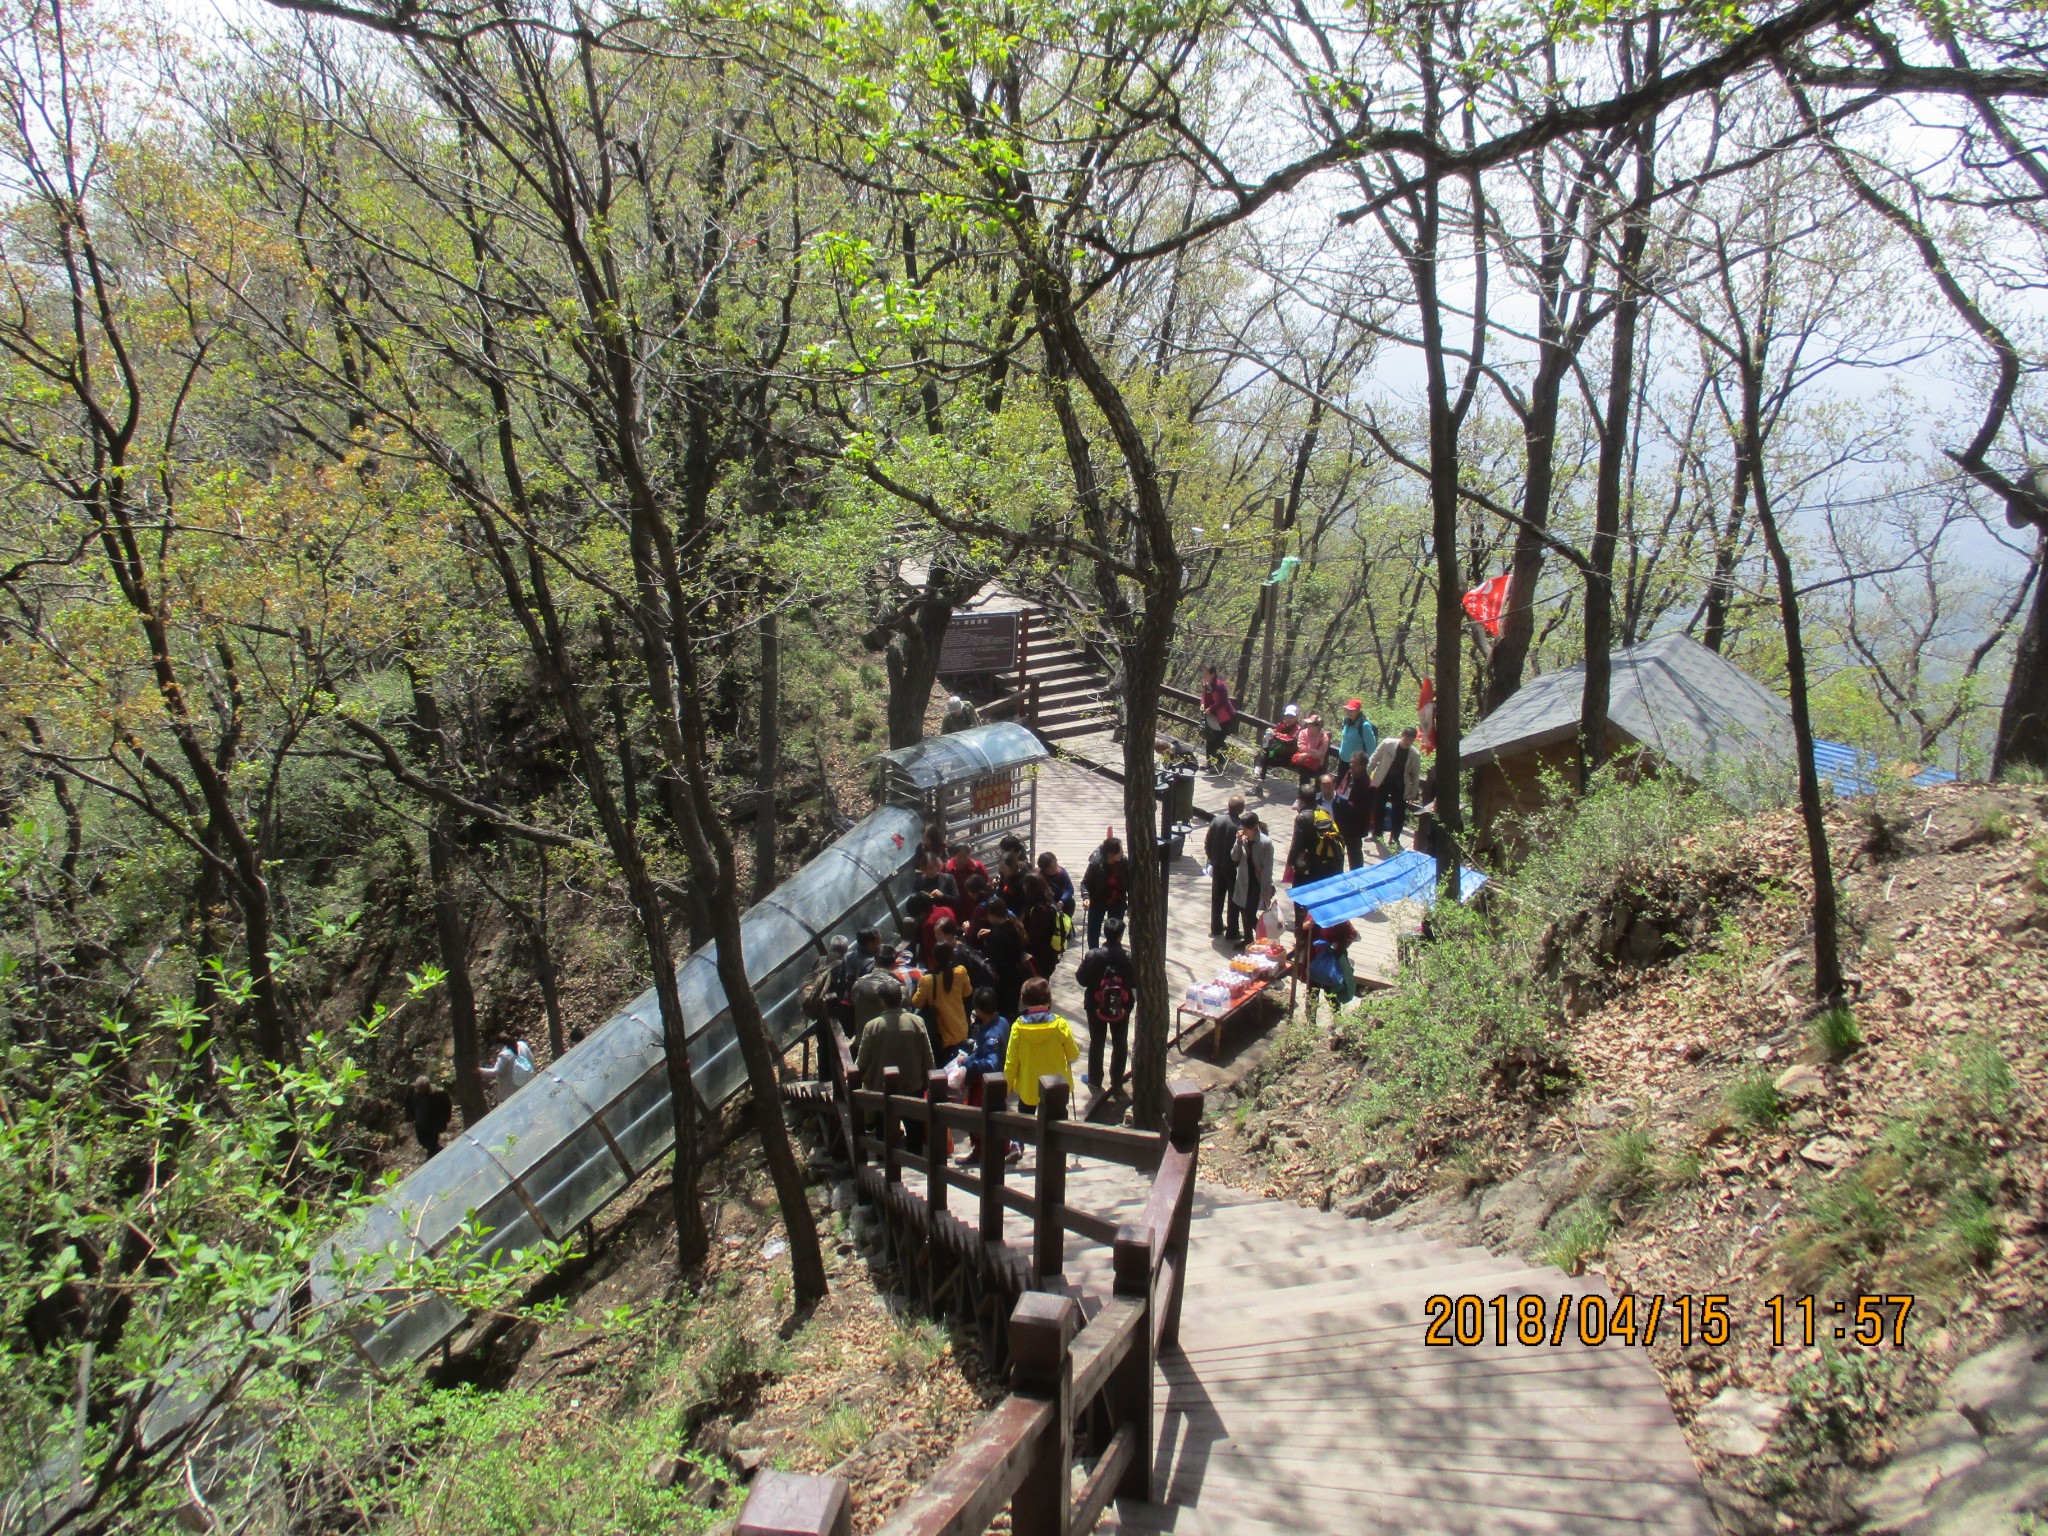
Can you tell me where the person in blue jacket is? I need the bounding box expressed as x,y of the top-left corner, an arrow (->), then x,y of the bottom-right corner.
958,986 -> 1018,1166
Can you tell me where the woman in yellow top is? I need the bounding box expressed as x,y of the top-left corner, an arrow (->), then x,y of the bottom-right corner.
1002,977 -> 1079,1108
911,943 -> 973,1051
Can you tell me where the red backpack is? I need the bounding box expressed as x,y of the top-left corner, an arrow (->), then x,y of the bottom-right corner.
1090,968 -> 1133,1026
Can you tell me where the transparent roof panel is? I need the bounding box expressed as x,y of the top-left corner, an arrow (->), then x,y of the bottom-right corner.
295,799 -> 930,1378
876,722 -> 1047,792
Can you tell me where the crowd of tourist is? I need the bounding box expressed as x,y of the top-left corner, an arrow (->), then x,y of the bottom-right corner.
819,679 -> 1423,1150
824,822 -> 1141,1154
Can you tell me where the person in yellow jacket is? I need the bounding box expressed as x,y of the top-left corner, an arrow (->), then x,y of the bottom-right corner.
1003,977 -> 1079,1109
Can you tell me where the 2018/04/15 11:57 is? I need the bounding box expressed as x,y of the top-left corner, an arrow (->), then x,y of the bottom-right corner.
1421,1293 -> 1916,1349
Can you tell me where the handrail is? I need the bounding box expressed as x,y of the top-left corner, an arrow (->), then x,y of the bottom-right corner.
1159,682 -> 1274,737
759,1016 -> 1199,1536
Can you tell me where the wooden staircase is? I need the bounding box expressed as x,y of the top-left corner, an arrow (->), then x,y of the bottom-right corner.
1053,1162 -> 1716,1536
996,608 -> 1117,744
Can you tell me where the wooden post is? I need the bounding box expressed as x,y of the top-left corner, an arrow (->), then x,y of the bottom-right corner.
1033,1076 -> 1069,1285
736,1470 -> 852,1536
881,1065 -> 902,1185
926,1068 -> 951,1215
1112,1225 -> 1156,1501
1159,1085 -> 1204,1350
979,1073 -> 1008,1245
844,1058 -> 864,1171
1008,1292 -> 1078,1536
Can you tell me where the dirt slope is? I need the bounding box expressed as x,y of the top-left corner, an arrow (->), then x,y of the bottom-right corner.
1201,782 -> 2048,1533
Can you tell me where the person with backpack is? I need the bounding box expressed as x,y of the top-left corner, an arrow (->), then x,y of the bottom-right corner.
1283,785 -> 1344,888
1230,813 -> 1275,947
941,917 -> 1000,997
1075,914 -> 1136,1097
1205,794 -> 1246,937
1198,663 -> 1237,772
854,975 -> 933,1153
1329,771 -> 1372,871
1337,699 -> 1378,793
1035,850 -> 1076,917
1080,835 -> 1129,949
1018,873 -> 1063,981
1257,703 -> 1300,782
911,941 -> 973,1055
1003,977 -> 1079,1112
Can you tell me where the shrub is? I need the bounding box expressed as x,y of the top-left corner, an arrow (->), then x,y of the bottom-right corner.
1726,1070 -> 1785,1131
1595,1125 -> 1656,1200
806,1404 -> 872,1462
1811,1006 -> 1864,1060
1536,1200 -> 1612,1273
1945,1185 -> 2002,1270
1948,1037 -> 2015,1121
1342,901 -> 1553,1133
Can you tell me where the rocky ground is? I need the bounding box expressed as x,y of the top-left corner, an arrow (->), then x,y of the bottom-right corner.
1199,782 -> 2048,1534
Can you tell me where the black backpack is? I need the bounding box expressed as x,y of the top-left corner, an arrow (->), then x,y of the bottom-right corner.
1090,966 -> 1133,1026
955,944 -> 998,993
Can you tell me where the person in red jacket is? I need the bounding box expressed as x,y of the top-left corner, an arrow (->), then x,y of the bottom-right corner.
1199,663 -> 1237,772
946,841 -> 989,897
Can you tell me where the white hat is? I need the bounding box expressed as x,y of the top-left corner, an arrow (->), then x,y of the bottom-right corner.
948,695 -> 963,707
1282,703 -> 1300,717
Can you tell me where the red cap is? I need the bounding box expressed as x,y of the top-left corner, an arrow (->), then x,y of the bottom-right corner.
1344,698 -> 1363,711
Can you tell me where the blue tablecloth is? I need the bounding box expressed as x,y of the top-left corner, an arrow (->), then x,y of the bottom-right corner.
1290,850 -> 1487,925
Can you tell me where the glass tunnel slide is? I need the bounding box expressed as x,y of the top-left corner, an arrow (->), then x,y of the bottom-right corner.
126,724 -> 1052,1466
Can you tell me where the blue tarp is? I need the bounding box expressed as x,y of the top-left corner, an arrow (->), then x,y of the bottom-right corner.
1812,739 -> 1955,798
1290,851 -> 1488,926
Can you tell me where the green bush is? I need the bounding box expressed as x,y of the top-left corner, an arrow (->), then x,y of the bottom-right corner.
1726,1070 -> 1785,1130
300,1381 -> 731,1536
1536,1201 -> 1612,1273
1811,1005 -> 1864,1060
1342,901 -> 1552,1133
1948,1037 -> 2015,1120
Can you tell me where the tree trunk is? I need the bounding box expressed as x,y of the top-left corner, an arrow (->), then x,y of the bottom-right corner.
1745,374 -> 1844,1005
1484,356 -> 1564,716
1995,535 -> 2048,777
404,664 -> 488,1122
872,574 -> 958,750
1414,178 -> 1466,880
754,609 -> 781,900
427,817 -> 490,1125
1580,98 -> 1656,786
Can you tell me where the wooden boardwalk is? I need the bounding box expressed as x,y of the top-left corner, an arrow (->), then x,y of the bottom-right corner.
1020,758 -> 1716,1534
1034,757 -> 1407,1016
1033,1161 -> 1715,1536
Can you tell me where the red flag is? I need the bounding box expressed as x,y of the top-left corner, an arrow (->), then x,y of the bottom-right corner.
1462,572 -> 1512,636
1417,677 -> 1436,754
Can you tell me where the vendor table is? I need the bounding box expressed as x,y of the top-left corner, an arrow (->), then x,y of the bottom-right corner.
1174,985 -> 1274,1055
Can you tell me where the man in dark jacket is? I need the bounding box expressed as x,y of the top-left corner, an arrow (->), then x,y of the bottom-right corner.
1080,836 -> 1129,949
1205,794 -> 1246,937
1074,914 -> 1136,1098
1330,775 -> 1371,871
409,1075 -> 453,1153
1286,787 -> 1345,888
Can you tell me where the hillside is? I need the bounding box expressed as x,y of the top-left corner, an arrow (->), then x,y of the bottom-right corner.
1202,781 -> 2048,1534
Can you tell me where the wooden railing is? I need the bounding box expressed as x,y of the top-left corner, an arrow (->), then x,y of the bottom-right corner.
761,1018 -> 1203,1536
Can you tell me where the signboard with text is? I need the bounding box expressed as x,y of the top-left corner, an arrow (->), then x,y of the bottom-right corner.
937,612 -> 1019,675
